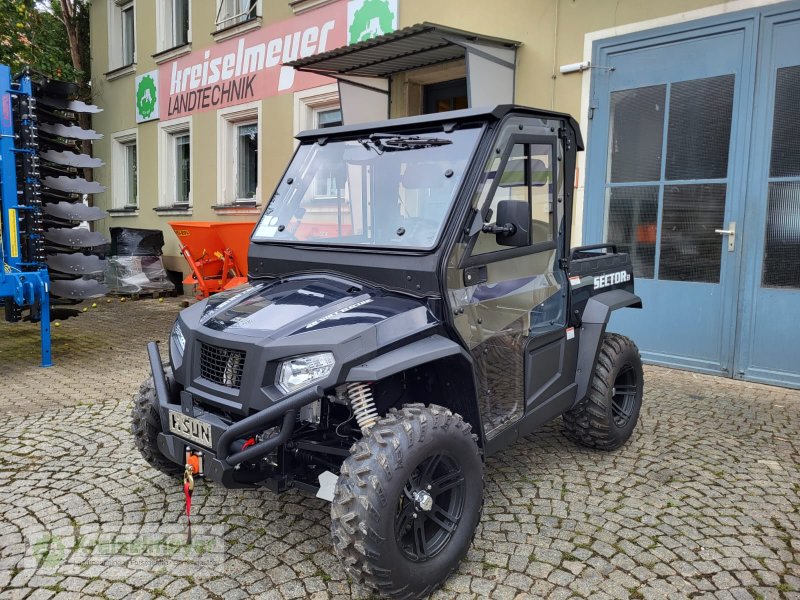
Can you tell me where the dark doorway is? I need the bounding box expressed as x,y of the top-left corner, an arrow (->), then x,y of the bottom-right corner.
423,78 -> 468,114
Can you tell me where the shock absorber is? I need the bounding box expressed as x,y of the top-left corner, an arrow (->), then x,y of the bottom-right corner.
347,382 -> 379,434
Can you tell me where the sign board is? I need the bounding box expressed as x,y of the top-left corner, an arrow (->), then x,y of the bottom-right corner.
347,0 -> 398,44
135,70 -> 160,123
159,1 -> 347,121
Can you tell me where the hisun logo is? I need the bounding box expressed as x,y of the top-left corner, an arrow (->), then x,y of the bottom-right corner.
593,271 -> 631,290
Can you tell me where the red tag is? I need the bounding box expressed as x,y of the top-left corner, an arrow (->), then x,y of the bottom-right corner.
184,482 -> 192,521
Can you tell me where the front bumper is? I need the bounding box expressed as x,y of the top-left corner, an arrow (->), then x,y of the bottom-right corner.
147,342 -> 324,488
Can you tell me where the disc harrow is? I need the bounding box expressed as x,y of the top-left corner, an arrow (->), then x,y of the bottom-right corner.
1,66 -> 109,365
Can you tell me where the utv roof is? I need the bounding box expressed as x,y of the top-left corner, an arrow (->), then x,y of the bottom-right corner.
295,105 -> 584,151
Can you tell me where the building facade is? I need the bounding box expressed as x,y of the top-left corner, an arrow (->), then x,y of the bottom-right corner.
89,0 -> 800,388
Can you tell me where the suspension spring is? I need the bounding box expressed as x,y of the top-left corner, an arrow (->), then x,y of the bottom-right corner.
347,382 -> 378,434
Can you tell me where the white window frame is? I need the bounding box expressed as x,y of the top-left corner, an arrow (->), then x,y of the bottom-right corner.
217,101 -> 261,206
111,129 -> 139,210
156,0 -> 192,53
294,84 -> 341,139
107,0 -> 136,71
215,0 -> 261,30
158,117 -> 193,208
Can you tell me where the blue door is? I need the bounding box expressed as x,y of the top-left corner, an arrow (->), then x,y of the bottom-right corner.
586,3 -> 800,389
584,20 -> 756,376
735,8 -> 800,387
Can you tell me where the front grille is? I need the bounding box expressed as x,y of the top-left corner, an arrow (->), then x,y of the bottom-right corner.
199,342 -> 246,388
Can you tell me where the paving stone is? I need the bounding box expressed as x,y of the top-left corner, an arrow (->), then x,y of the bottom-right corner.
1,299 -> 799,599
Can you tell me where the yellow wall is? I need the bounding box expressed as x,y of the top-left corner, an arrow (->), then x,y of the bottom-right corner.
89,0 -> 735,270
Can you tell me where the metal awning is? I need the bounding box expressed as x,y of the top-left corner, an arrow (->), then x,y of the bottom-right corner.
286,22 -> 521,78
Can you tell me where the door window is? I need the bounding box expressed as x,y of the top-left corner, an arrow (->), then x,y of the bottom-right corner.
473,143 -> 554,256
605,75 -> 735,283
423,79 -> 468,114
762,66 -> 800,289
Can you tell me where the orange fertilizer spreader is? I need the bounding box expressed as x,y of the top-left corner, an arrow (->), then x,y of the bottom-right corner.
168,221 -> 254,299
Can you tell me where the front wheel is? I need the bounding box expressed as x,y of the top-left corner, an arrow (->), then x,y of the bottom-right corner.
563,333 -> 644,450
331,404 -> 483,599
131,376 -> 183,476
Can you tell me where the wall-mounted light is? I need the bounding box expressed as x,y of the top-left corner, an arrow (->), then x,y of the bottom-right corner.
559,61 -> 616,75
559,61 -> 592,74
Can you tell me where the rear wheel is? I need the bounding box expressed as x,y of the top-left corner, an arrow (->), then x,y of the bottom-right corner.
331,404 -> 483,599
563,333 -> 643,450
131,376 -> 182,476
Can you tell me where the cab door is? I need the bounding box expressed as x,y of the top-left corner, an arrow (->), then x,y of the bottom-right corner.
446,117 -> 570,441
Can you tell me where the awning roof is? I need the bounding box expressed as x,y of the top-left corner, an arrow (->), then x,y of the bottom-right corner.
286,22 -> 521,78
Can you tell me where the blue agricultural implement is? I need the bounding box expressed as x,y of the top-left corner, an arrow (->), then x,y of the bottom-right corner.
0,65 -> 108,366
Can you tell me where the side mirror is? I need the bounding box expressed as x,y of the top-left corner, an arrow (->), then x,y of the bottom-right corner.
482,200 -> 529,247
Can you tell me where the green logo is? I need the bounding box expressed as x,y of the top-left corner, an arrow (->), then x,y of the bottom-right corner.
31,534 -> 67,567
348,0 -> 397,45
136,73 -> 158,121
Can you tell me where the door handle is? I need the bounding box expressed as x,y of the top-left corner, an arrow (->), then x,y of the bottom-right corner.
714,221 -> 735,252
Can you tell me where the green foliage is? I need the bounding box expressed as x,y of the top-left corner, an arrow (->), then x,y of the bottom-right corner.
0,0 -> 90,84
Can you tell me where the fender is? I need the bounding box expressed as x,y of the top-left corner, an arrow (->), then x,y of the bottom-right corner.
347,334 -> 469,381
574,289 -> 642,402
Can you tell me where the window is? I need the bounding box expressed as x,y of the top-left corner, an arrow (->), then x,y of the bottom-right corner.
108,1 -> 136,70
294,84 -> 341,138
236,123 -> 258,200
158,119 -> 192,208
157,0 -> 191,52
423,79 -> 468,114
175,133 -> 191,205
253,127 -> 481,249
316,108 -> 343,128
218,103 -> 260,205
472,142 -> 554,256
122,4 -> 135,65
111,129 -> 138,209
216,0 -> 258,29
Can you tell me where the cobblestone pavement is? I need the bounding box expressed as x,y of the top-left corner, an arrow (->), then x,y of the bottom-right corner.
0,298 -> 185,416
1,299 -> 799,599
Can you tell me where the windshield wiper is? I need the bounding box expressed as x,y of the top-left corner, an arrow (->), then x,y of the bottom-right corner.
359,133 -> 453,152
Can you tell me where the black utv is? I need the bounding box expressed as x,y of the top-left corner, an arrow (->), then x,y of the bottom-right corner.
133,105 -> 644,598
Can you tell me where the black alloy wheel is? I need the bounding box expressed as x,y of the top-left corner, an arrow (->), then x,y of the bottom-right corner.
562,333 -> 644,450
394,452 -> 467,561
611,364 -> 638,428
331,404 -> 483,599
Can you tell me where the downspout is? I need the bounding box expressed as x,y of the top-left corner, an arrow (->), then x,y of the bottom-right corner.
551,0 -> 560,109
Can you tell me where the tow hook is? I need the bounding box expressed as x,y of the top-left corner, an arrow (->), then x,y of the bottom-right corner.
183,464 -> 194,522
183,447 -> 203,522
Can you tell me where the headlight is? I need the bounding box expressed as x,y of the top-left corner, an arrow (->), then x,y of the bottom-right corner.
172,322 -> 186,355
278,353 -> 335,394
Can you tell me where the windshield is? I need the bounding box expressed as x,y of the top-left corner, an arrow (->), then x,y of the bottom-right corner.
252,126 -> 482,250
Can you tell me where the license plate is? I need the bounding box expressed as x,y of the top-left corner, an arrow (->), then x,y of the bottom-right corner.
168,411 -> 213,449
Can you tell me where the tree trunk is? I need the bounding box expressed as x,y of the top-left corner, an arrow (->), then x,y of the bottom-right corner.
59,0 -> 93,185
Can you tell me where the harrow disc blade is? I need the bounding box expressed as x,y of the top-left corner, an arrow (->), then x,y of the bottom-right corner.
37,96 -> 103,114
40,150 -> 103,169
42,176 -> 105,194
50,278 -> 109,300
46,253 -> 106,276
44,227 -> 108,249
43,201 -> 106,223
38,122 -> 103,140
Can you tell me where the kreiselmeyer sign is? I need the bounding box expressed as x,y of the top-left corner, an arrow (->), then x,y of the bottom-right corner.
159,1 -> 346,121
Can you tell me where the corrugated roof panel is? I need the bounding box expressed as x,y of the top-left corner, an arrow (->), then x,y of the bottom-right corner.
286,22 -> 520,78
